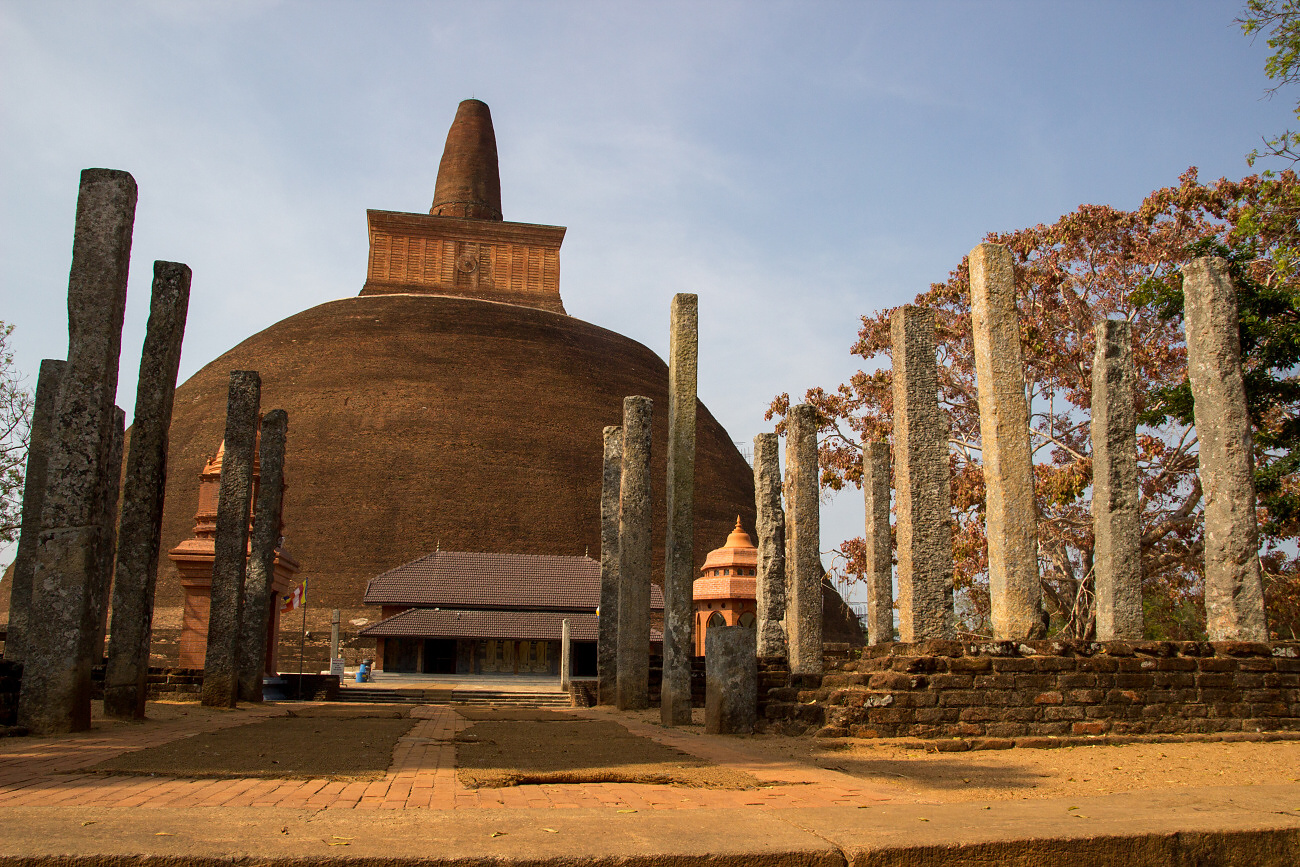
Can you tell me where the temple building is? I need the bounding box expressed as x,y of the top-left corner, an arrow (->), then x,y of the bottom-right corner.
692,519 -> 759,656
145,98 -> 821,663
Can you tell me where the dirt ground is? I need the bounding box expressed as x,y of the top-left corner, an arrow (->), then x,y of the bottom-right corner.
617,707 -> 1300,803
86,704 -> 415,781
454,708 -> 762,789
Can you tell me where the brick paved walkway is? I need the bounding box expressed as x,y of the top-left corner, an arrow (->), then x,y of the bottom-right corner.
0,704 -> 908,811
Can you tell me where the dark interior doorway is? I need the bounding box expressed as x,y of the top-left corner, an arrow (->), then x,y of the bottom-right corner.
572,641 -> 598,677
423,638 -> 457,674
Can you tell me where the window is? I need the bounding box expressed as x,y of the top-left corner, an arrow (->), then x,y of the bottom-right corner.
707,612 -> 725,628
739,612 -> 756,628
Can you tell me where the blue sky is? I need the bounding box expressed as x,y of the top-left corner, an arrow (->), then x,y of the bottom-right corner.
0,0 -> 1292,574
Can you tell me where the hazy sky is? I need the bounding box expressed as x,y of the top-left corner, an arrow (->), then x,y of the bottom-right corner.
0,1 -> 1291,576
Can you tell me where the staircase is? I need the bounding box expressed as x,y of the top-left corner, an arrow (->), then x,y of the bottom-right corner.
338,685 -> 571,708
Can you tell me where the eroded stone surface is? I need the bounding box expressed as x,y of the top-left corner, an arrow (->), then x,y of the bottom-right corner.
891,306 -> 955,641
862,441 -> 894,645
202,371 -> 261,708
1184,257 -> 1268,641
785,404 -> 822,676
86,407 -> 124,662
969,244 -> 1041,639
597,425 -> 623,705
238,409 -> 287,702
5,359 -> 65,663
662,293 -> 697,726
704,625 -> 757,735
104,261 -> 191,719
616,396 -> 652,711
1092,319 -> 1143,641
19,168 -> 136,736
753,432 -> 787,657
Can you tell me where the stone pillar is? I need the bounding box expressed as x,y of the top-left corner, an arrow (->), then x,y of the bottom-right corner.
330,609 -> 341,662
597,425 -> 623,705
238,408 -> 287,702
968,243 -> 1041,639
1092,320 -> 1143,640
560,618 -> 572,691
615,396 -> 652,711
86,407 -> 125,660
662,293 -> 697,726
704,626 -> 757,735
5,359 -> 65,662
103,261 -> 191,719
784,403 -> 822,676
202,371 -> 261,708
753,432 -> 787,658
862,441 -> 894,645
891,306 -> 955,641
19,168 -> 136,736
1183,257 -> 1269,641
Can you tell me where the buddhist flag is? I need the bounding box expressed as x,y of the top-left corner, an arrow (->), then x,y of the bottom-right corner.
281,578 -> 307,613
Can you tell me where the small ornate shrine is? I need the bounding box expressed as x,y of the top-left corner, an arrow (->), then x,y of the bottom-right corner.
692,518 -> 759,656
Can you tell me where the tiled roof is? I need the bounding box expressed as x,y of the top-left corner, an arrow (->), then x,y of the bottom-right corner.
693,576 -> 757,601
359,607 -> 663,642
362,549 -> 664,611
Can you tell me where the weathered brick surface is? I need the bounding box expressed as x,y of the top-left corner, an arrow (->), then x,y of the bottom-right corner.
758,640 -> 1300,741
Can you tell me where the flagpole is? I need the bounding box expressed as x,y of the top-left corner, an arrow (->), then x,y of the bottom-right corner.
297,584 -> 307,699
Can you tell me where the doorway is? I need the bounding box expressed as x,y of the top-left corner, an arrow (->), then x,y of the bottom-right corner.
423,639 -> 457,674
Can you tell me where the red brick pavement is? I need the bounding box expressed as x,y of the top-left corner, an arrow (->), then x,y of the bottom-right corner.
0,702 -> 908,812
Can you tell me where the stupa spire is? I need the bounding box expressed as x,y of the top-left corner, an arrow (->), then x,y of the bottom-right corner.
430,99 -> 503,221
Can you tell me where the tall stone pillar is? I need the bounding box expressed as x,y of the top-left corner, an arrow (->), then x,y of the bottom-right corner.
86,407 -> 125,660
753,432 -> 787,657
597,425 -> 623,705
202,371 -> 261,708
1183,257 -> 1269,641
238,408 -> 287,702
862,441 -> 894,645
968,243 -> 1041,639
6,359 -> 65,662
104,261 -> 191,718
785,403 -> 822,676
661,293 -> 697,726
615,396 -> 652,711
1092,320 -> 1143,640
19,168 -> 136,736
560,618 -> 572,691
891,306 -> 955,641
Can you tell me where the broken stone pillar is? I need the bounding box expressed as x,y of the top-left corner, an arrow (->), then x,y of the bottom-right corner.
1183,257 -> 1269,641
560,618 -> 572,691
86,407 -> 125,661
891,306 -> 955,641
784,403 -> 822,676
202,371 -> 261,708
5,359 -> 65,662
238,408 -> 287,703
968,243 -> 1041,639
597,425 -> 623,705
19,168 -> 136,736
615,396 -> 652,711
1092,320 -> 1143,641
862,441 -> 894,645
662,293 -> 697,727
704,625 -> 757,735
753,432 -> 787,658
103,261 -> 192,719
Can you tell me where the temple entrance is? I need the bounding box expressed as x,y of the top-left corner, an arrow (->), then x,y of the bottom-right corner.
423,639 -> 457,674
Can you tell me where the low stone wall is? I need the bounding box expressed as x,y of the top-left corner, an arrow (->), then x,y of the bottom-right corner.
762,640 -> 1300,742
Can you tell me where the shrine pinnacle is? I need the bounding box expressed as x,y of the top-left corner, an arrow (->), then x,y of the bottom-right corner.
430,98 -> 503,221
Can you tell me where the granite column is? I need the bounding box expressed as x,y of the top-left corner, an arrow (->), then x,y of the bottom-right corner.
597,425 -> 623,705
103,261 -> 191,718
891,306 -> 955,641
753,432 -> 787,658
19,168 -> 136,735
661,293 -> 697,726
785,403 -> 822,676
969,243 -> 1041,639
202,371 -> 261,707
238,408 -> 287,702
862,441 -> 894,645
86,407 -> 124,660
615,396 -> 652,711
1183,257 -> 1269,641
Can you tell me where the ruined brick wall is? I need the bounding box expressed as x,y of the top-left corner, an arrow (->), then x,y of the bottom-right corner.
763,640 -> 1300,742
